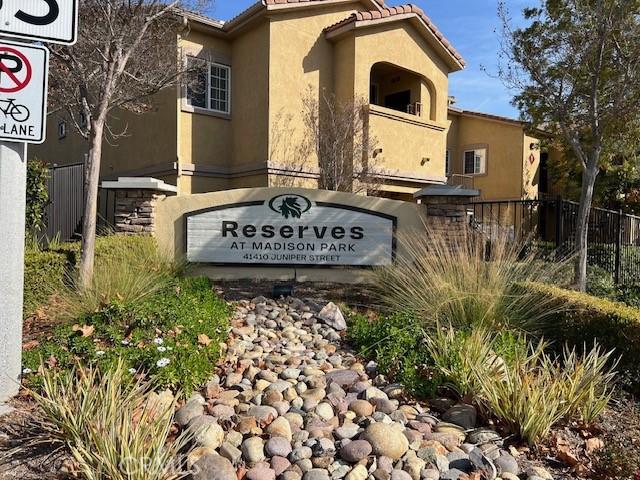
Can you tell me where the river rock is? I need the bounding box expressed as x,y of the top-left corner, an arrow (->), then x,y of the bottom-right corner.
362,423 -> 409,460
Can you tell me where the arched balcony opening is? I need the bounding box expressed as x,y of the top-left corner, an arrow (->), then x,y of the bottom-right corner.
369,62 -> 436,121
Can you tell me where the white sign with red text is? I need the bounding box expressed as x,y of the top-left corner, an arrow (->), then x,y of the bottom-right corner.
0,41 -> 49,143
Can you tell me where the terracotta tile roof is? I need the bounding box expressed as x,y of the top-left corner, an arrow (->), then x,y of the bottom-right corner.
324,4 -> 465,68
224,0 -> 384,30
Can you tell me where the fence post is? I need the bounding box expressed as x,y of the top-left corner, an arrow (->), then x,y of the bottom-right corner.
615,209 -> 623,285
555,196 -> 563,258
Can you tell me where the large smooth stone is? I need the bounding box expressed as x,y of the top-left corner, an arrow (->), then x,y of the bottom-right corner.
362,423 -> 409,460
191,454 -> 237,480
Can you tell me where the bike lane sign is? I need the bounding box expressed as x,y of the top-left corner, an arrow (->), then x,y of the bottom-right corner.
0,40 -> 49,144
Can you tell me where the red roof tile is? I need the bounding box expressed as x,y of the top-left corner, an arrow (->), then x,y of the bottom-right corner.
324,4 -> 465,68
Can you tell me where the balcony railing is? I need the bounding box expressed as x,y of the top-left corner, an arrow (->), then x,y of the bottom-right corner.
447,174 -> 474,189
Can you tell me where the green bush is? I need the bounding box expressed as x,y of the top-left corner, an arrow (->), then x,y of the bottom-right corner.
348,313 -> 441,396
23,249 -> 68,316
24,276 -> 230,395
527,282 -> 640,392
25,160 -> 49,234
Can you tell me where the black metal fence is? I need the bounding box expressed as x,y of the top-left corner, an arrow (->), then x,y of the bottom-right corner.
467,196 -> 640,285
44,163 -> 85,242
43,163 -> 119,242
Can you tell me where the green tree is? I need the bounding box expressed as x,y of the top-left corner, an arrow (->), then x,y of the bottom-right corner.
498,0 -> 640,291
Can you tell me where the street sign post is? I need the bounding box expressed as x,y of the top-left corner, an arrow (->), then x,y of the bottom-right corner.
0,0 -> 78,45
0,0 -> 76,412
0,41 -> 49,144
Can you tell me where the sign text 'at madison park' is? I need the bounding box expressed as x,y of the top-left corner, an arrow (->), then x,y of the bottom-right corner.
186,194 -> 397,267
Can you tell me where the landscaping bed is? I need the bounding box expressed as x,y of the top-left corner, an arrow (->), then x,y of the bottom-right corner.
3,232 -> 640,480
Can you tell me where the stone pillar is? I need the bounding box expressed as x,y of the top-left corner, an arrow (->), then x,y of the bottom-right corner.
101,177 -> 178,236
114,190 -> 165,235
413,185 -> 480,241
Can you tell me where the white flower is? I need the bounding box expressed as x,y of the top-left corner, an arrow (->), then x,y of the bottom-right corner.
156,358 -> 170,368
121,339 -> 131,346
22,368 -> 32,375
128,368 -> 137,375
153,338 -> 164,345
96,350 -> 106,357
157,346 -> 167,353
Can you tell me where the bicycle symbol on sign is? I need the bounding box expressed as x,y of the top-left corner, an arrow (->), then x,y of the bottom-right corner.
0,98 -> 29,122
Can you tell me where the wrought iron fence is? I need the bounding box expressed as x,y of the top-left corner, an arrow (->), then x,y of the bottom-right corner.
467,196 -> 640,286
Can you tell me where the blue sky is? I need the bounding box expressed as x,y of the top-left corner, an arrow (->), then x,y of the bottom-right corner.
206,0 -> 531,118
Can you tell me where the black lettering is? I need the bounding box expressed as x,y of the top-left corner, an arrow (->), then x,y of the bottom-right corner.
350,226 -> 364,240
262,225 -> 275,238
298,225 -> 309,237
16,0 -> 60,26
280,225 -> 294,239
332,226 -> 345,239
313,226 -> 328,238
243,225 -> 256,238
222,221 -> 238,237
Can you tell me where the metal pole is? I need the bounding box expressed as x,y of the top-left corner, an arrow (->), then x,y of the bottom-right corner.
615,209 -> 623,285
0,141 -> 27,413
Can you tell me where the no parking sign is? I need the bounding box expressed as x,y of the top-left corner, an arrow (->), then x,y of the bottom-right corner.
0,41 -> 48,143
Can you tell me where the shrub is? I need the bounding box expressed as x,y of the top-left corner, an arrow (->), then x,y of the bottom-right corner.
25,159 -> 49,234
23,248 -> 68,316
375,231 -> 566,332
348,313 -> 440,396
526,282 -> 640,393
24,277 -> 230,395
27,360 -> 193,480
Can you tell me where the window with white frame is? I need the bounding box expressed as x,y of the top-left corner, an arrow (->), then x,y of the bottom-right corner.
186,57 -> 231,114
445,150 -> 451,175
58,120 -> 67,139
464,148 -> 487,175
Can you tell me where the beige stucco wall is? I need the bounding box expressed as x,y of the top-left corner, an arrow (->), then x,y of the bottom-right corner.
447,113 -> 529,201
31,88 -> 178,178
351,23 -> 450,184
155,187 -> 427,283
267,4 -> 365,176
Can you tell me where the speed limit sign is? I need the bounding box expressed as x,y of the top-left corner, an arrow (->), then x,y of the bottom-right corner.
0,0 -> 78,45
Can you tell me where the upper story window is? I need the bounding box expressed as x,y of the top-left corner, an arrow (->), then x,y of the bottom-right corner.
186,57 -> 231,115
58,120 -> 67,139
464,148 -> 487,175
445,150 -> 451,175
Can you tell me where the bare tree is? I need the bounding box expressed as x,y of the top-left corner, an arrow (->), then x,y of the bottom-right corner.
49,0 -> 211,288
497,0 -> 640,291
300,87 -> 382,194
268,110 -> 315,188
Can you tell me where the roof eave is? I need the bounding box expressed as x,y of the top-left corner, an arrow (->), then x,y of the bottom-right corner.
325,14 -> 464,72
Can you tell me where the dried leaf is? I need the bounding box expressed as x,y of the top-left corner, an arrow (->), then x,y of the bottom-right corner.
198,334 -> 212,346
46,355 -> 58,368
586,437 -> 605,454
23,340 -> 40,351
72,324 -> 95,337
557,445 -> 580,467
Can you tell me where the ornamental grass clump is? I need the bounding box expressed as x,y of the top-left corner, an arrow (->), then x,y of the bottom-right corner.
473,341 -> 617,444
375,229 -> 566,332
58,236 -> 179,319
23,360 -> 193,480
